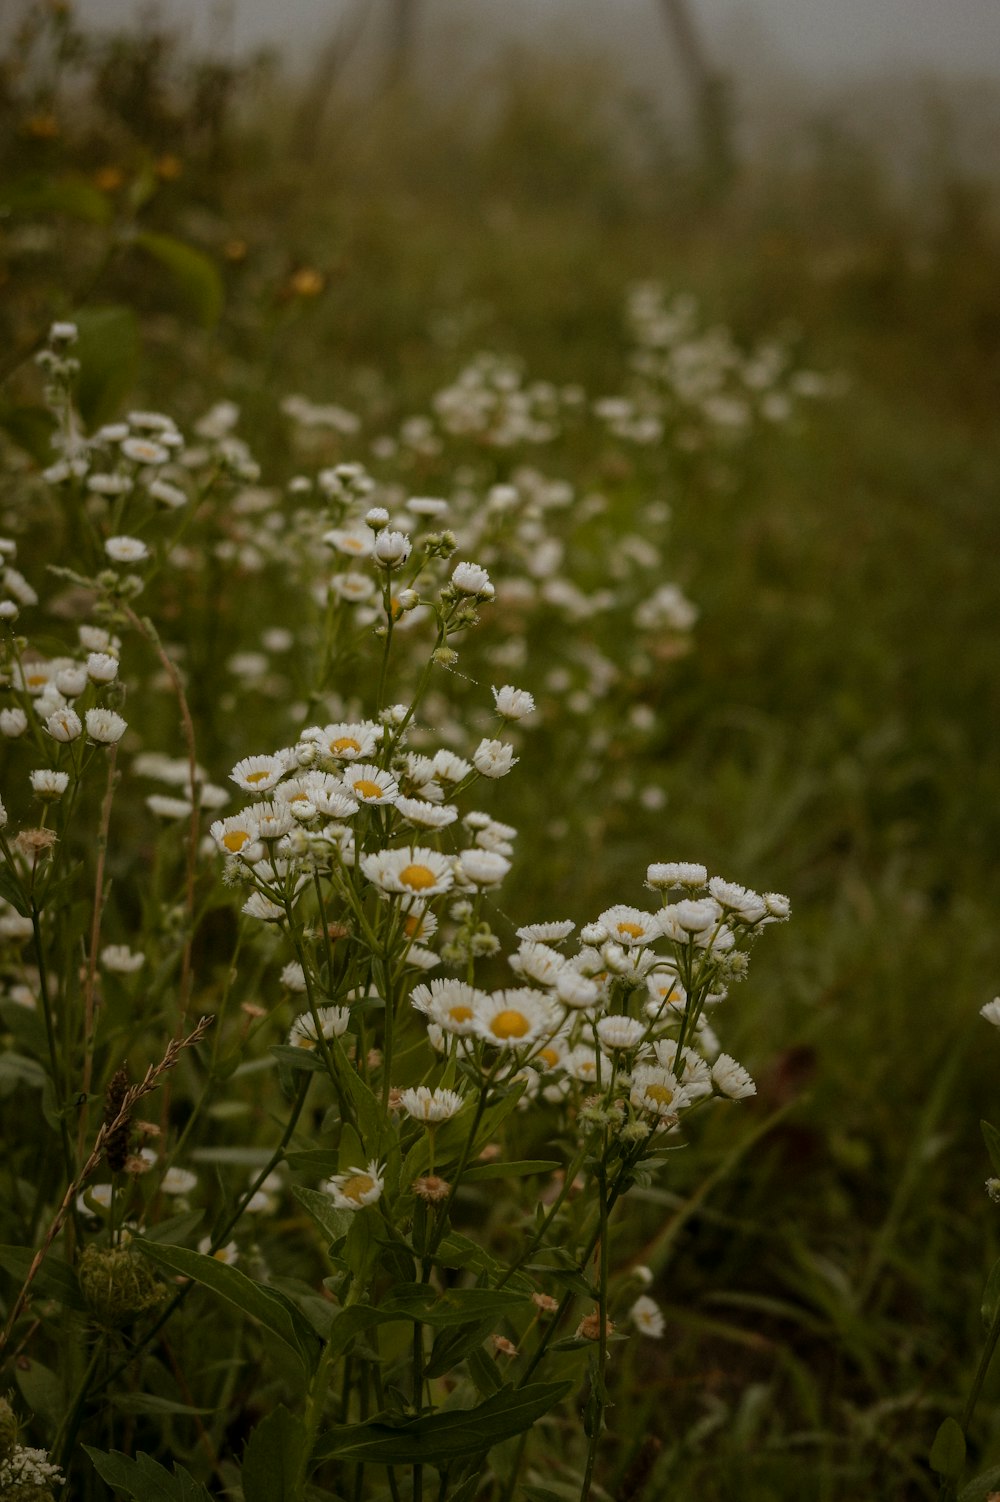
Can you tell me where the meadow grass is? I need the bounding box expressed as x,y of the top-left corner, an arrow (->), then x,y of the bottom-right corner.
1,14 -> 999,1498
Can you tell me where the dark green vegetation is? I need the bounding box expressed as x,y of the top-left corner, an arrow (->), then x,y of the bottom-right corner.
2,6 -> 1000,1498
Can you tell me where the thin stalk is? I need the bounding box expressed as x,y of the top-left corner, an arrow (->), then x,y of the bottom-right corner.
77,744 -> 119,1162
579,1158 -> 610,1502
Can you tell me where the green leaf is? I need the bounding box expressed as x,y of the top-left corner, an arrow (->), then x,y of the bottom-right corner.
960,1463 -> 1000,1501
285,1149 -> 340,1177
0,1243 -> 87,1310
292,1184 -> 353,1247
314,1381 -> 572,1466
381,1284 -> 531,1329
424,1318 -> 495,1381
83,1448 -> 211,1500
110,1393 -> 213,1418
0,864 -> 29,916
242,1405 -> 308,1502
983,1121 -> 1000,1179
74,306 -> 140,428
0,999 -> 51,1061
930,1417 -> 966,1479
0,1052 -> 47,1093
133,231 -> 224,327
0,174 -> 112,223
0,403 -> 55,466
462,1160 -> 561,1183
136,1241 -> 321,1376
271,1043 -> 328,1074
982,1255 -> 1000,1329
15,1357 -> 62,1429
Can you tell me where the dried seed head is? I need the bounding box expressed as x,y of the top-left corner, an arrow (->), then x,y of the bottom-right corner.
78,1245 -> 164,1327
413,1175 -> 450,1204
102,1067 -> 132,1174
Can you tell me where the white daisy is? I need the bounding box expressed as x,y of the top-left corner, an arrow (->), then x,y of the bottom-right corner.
230,753 -> 286,794
395,797 -> 458,830
474,988 -> 558,1049
411,978 -> 485,1035
597,1015 -> 647,1052
472,739 -> 517,779
360,846 -> 454,897
630,1294 -> 665,1338
646,862 -> 708,890
399,1086 -> 465,1122
516,920 -> 575,943
598,905 -> 661,947
343,763 -> 399,805
105,535 -> 149,563
492,684 -> 535,720
325,1160 -> 384,1211
100,944 -> 145,974
210,812 -> 262,858
711,1054 -> 756,1099
30,769 -> 69,800
85,708 -> 127,744
630,1065 -> 691,1121
324,527 -> 374,558
288,1007 -> 351,1048
456,849 -> 510,887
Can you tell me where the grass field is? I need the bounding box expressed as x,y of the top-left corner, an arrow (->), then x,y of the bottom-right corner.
1,10 -> 999,1499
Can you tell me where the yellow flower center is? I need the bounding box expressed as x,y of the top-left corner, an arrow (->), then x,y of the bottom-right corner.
213,1248 -> 231,1261
491,1009 -> 530,1040
645,1083 -> 674,1106
330,736 -> 361,754
539,1046 -> 559,1068
244,769 -> 272,785
400,863 -> 436,891
26,673 -> 48,688
617,921 -> 644,939
354,779 -> 382,800
404,914 -> 422,938
296,1035 -> 316,1049
342,537 -> 365,552
341,1173 -> 374,1204
448,1005 -> 473,1024
222,830 -> 250,853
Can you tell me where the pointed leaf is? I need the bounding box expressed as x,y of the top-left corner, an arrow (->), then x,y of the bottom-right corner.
462,1159 -> 560,1183
982,1256 -> 1000,1330
960,1463 -> 1000,1501
293,1185 -> 353,1247
75,306 -> 140,428
0,1243 -> 87,1310
930,1417 -> 966,1479
314,1381 -> 571,1465
83,1447 -> 212,1500
983,1121 -> 1000,1178
0,174 -> 112,223
134,232 -> 223,327
136,1240 -> 320,1375
242,1405 -> 308,1502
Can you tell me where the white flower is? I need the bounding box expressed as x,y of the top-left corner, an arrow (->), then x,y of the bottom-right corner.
981,998 -> 1000,1028
54,665 -> 87,696
668,898 -> 721,935
288,1007 -> 351,1047
101,944 -> 145,974
305,721 -> 382,762
474,988 -> 558,1049
399,1086 -> 465,1122
330,572 -> 376,603
85,707 -> 127,744
630,1294 -> 665,1338
395,797 -> 458,830
86,651 -> 120,683
30,768 -> 69,800
373,530 -> 412,568
242,892 -> 285,922
121,436 -> 169,465
554,969 -> 601,1010
473,739 -> 517,779
598,905 -> 660,947
343,763 -> 399,806
510,942 -> 566,986
0,796 -> 6,828
707,877 -> 767,923
456,848 -> 511,887
411,978 -> 485,1035
210,812 -> 262,858
492,684 -> 535,720
360,846 -> 454,897
763,891 -> 791,920
50,320 -> 78,343
147,795 -> 193,819
231,753 -> 286,793
0,707 -> 28,737
630,1065 -> 691,1121
162,1166 -> 198,1196
431,749 -> 473,783
597,1015 -> 647,1052
149,478 -> 188,509
711,1054 -> 756,1099
324,527 -> 374,558
516,919 -> 575,943
46,707 -> 82,742
451,561 -> 494,598
325,1160 -> 384,1211
407,495 -> 448,517
105,535 -> 149,563
646,862 -> 707,890
198,1236 -> 238,1264
0,1444 -> 64,1489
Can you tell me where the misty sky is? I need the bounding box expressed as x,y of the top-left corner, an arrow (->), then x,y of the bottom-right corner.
73,0 -> 1000,80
